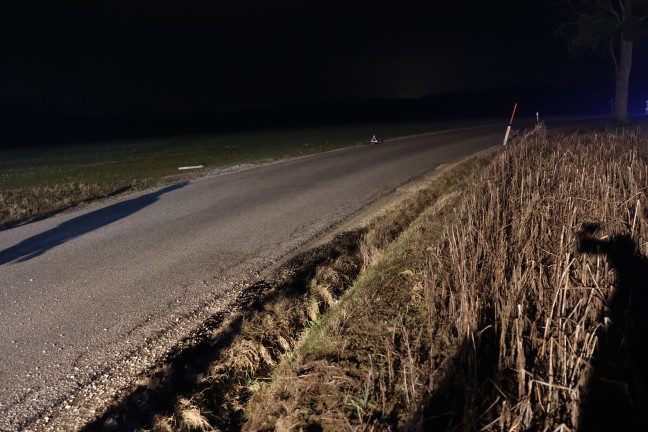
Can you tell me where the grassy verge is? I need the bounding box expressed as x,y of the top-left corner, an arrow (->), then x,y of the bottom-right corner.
0,121 -> 466,229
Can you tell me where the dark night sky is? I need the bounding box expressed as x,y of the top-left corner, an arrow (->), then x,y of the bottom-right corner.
1,0 -> 647,142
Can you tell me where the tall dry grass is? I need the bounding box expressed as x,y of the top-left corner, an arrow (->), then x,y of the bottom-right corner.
417,125 -> 648,430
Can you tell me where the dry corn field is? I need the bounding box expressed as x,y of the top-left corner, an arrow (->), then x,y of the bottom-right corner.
420,126 -> 648,430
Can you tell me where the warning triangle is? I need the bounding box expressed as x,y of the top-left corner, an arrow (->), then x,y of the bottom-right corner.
371,134 -> 379,143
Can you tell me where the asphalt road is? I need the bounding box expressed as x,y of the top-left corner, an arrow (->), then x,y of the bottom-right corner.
0,124 -> 503,430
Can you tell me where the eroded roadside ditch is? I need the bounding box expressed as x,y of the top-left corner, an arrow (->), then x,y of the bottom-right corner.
33,148 -> 495,432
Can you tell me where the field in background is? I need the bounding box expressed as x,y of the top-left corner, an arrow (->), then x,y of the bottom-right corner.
0,120 -> 488,229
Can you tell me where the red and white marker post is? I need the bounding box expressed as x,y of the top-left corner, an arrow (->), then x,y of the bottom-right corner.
503,102 -> 518,146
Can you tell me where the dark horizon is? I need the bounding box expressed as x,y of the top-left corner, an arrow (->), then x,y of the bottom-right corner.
0,81 -> 640,148
2,0 -> 648,148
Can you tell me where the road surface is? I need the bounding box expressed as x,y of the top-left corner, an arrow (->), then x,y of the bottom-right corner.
0,124 -> 502,430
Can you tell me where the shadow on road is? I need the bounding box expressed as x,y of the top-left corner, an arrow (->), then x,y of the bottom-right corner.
577,223 -> 648,431
0,182 -> 187,266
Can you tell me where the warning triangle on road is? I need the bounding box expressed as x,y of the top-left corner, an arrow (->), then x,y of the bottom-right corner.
371,134 -> 379,143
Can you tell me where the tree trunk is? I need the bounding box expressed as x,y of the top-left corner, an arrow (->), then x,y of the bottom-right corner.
613,38 -> 633,124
